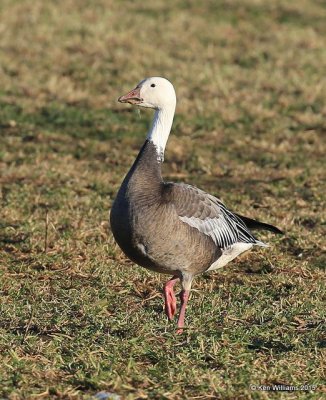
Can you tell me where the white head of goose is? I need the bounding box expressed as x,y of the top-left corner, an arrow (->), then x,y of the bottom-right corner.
110,77 -> 283,334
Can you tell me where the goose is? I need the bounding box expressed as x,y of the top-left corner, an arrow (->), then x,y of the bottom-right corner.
110,77 -> 283,333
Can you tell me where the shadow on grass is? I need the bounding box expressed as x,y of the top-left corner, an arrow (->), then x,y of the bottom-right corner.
0,100 -> 147,141
248,337 -> 295,353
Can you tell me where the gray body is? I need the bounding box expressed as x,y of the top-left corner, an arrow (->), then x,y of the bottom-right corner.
110,140 -> 275,280
110,141 -> 221,278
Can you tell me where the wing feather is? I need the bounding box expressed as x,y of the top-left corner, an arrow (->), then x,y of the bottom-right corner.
166,182 -> 264,249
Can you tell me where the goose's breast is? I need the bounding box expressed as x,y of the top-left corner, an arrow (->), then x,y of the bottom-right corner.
110,199 -> 180,273
111,191 -> 221,275
130,203 -> 220,274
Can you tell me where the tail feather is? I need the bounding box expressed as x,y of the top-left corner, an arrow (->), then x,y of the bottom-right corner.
255,240 -> 269,248
235,213 -> 284,235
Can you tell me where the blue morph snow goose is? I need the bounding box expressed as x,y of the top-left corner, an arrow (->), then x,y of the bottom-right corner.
110,77 -> 283,333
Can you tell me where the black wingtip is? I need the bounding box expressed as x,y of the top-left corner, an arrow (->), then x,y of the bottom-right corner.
264,224 -> 284,235
235,213 -> 284,235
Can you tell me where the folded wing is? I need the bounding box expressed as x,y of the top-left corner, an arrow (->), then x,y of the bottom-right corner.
164,183 -> 266,249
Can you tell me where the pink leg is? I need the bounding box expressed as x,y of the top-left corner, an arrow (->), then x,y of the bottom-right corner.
176,290 -> 190,334
163,276 -> 179,321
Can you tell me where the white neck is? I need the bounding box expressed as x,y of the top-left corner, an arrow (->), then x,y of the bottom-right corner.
147,105 -> 175,162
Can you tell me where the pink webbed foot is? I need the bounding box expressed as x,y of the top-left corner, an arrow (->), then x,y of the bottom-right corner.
163,276 -> 178,321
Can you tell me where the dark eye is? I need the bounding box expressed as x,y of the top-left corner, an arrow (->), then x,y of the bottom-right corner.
151,83 -> 156,88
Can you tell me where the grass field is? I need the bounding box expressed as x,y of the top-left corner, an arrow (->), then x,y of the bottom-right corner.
0,0 -> 325,398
